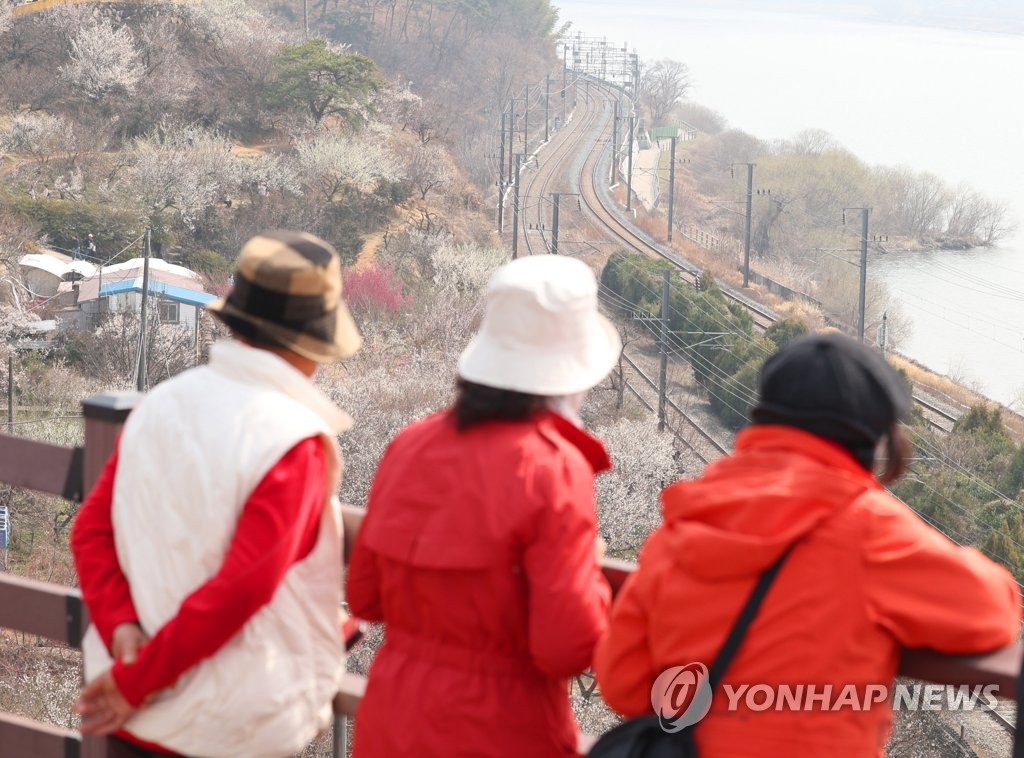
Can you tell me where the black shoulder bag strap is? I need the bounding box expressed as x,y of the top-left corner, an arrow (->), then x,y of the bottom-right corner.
706,541 -> 799,692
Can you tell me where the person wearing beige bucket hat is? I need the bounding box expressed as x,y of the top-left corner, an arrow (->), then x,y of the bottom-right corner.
348,256 -> 622,758
207,229 -> 362,363
73,231 -> 360,758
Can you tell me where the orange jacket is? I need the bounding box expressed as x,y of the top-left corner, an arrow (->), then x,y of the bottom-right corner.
348,410 -> 611,758
594,426 -> 1021,757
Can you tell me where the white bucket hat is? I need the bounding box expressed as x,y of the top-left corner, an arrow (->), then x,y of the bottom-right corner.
457,256 -> 622,396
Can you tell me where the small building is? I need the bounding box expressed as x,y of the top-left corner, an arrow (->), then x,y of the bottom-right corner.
18,252 -> 97,301
74,258 -> 215,333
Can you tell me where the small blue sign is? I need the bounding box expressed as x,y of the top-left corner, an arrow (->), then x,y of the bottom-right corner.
0,504 -> 9,550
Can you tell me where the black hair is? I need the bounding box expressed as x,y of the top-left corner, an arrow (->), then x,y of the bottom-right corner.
453,378 -> 545,430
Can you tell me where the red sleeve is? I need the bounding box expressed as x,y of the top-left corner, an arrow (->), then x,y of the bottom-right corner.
346,526 -> 383,622
863,494 -> 1022,651
522,456 -> 612,678
111,436 -> 328,706
71,443 -> 139,650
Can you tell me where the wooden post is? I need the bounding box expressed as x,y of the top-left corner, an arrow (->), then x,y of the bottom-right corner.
82,393 -> 139,493
80,393 -> 136,758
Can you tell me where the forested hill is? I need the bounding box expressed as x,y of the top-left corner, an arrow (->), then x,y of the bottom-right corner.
0,1 -> 559,276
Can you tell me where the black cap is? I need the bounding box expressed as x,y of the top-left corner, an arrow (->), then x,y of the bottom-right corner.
750,332 -> 911,470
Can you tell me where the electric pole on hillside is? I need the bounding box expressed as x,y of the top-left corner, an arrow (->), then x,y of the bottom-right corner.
512,154 -> 523,259
551,193 -> 560,255
658,269 -> 670,432
523,86 -> 529,156
611,102 -> 619,184
136,228 -> 152,392
6,354 -> 12,434
562,44 -> 568,123
667,136 -> 678,242
844,207 -> 871,342
732,163 -> 755,287
303,0 -> 309,38
626,116 -> 635,212
544,77 -> 551,142
497,112 -> 506,231
507,98 -> 515,181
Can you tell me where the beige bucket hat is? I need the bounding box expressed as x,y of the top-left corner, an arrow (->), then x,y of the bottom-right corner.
458,256 -> 622,396
208,230 -> 362,363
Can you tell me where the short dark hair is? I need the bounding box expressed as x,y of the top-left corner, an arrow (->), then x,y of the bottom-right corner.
453,378 -> 545,430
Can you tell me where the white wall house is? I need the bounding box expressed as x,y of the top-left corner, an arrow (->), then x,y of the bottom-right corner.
75,258 -> 215,333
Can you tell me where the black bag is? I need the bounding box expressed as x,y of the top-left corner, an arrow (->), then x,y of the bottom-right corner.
587,544 -> 796,758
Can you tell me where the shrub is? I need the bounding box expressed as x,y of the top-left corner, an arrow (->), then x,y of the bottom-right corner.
344,264 -> 411,315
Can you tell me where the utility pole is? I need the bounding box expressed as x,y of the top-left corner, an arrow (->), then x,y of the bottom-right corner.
497,111 -> 506,231
562,44 -> 568,123
303,0 -> 308,38
667,136 -> 678,242
551,193 -> 560,255
879,311 -> 888,357
733,163 -> 755,287
842,206 -> 871,341
6,354 -> 12,434
523,86 -> 529,156
136,227 -> 152,392
544,77 -> 550,142
626,116 -> 635,212
658,270 -> 670,432
507,98 -> 515,182
512,154 -> 522,259
611,102 -> 619,184
858,208 -> 870,342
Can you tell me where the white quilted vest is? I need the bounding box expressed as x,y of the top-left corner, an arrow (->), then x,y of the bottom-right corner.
82,340 -> 349,758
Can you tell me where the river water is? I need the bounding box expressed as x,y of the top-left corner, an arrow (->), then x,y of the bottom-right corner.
556,0 -> 1024,406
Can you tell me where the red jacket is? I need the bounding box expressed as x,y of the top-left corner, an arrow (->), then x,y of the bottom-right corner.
595,426 -> 1021,757
347,410 -> 612,757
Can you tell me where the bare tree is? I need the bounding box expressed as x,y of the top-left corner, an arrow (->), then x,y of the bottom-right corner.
782,128 -> 839,156
403,142 -> 455,201
640,59 -> 690,126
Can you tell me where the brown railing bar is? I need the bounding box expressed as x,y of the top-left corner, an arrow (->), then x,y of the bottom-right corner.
0,434 -> 81,501
0,712 -> 80,758
0,573 -> 83,647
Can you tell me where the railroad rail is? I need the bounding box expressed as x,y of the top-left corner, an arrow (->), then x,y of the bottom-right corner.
986,699 -> 1017,735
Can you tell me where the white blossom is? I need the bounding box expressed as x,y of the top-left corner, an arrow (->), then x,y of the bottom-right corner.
125,124 -> 234,230
295,136 -> 403,200
0,112 -> 68,156
180,0 -> 288,50
61,18 -> 141,98
430,240 -> 507,294
0,1 -> 13,38
594,418 -> 680,557
231,152 -> 300,198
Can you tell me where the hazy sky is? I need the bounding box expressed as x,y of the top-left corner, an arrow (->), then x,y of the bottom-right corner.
564,0 -> 1024,34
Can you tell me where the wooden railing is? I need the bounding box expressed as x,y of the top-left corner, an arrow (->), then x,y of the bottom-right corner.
0,393 -> 1021,756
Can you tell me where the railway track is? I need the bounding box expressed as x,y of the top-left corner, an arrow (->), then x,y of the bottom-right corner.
985,699 -> 1016,735
507,77 -> 959,445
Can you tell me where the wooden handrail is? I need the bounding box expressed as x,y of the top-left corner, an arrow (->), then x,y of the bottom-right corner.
0,393 -> 1021,757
